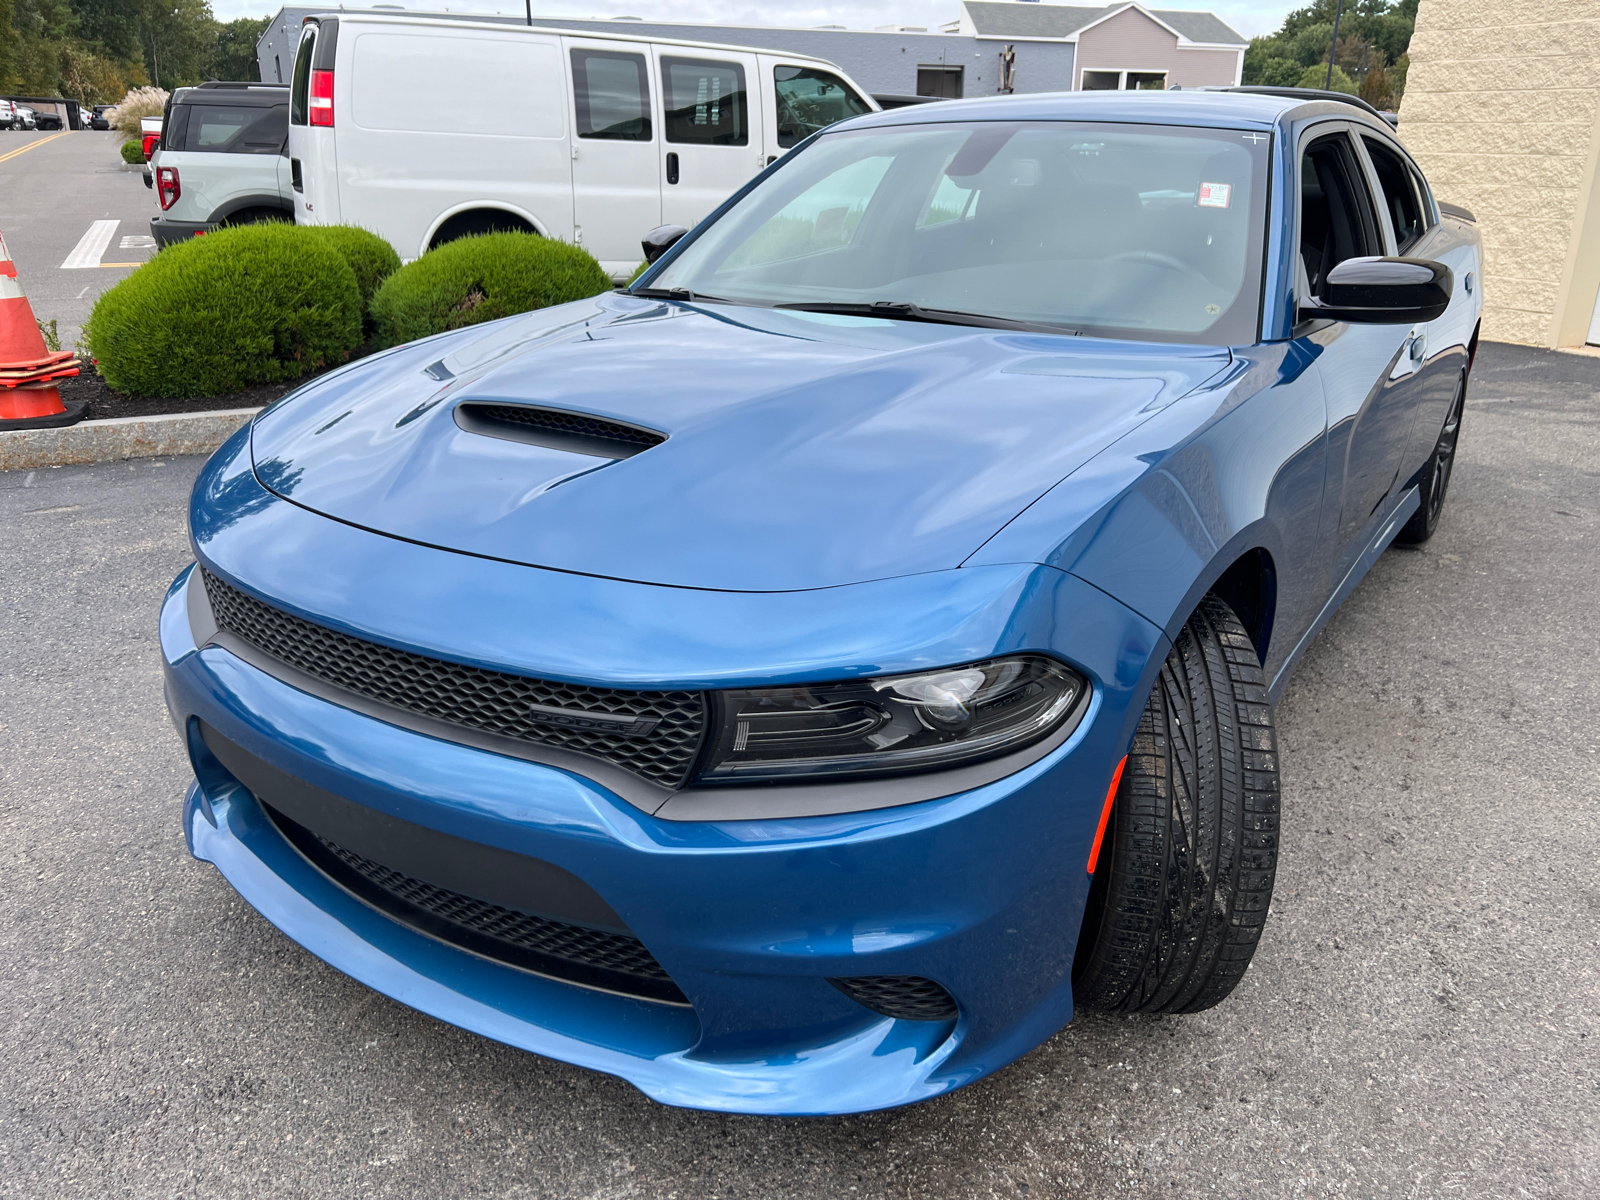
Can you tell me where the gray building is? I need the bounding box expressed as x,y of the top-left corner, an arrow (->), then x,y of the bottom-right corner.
256,2 -> 1242,100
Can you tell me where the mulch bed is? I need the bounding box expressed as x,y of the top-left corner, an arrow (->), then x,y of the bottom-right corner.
56,344 -> 377,423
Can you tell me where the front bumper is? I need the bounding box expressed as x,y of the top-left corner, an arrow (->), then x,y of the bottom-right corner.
161,432 -> 1165,1115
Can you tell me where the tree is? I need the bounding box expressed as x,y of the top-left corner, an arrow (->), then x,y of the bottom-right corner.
1298,63 -> 1358,94
1239,0 -> 1414,107
207,15 -> 265,82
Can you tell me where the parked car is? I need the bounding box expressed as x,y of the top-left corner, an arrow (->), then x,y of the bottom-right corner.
163,90 -> 1481,1116
14,105 -> 37,130
286,13 -> 877,275
0,100 -> 16,130
146,82 -> 291,245
89,104 -> 114,131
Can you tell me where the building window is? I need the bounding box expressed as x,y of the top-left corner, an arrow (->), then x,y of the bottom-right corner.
1080,69 -> 1167,91
916,65 -> 964,99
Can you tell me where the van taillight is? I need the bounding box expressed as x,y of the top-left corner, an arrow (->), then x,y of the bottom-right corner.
157,166 -> 180,211
309,69 -> 334,127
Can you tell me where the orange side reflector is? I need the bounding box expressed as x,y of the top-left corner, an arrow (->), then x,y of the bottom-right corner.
1086,756 -> 1127,876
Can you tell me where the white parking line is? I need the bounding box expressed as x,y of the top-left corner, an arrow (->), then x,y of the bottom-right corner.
119,234 -> 156,250
62,220 -> 119,269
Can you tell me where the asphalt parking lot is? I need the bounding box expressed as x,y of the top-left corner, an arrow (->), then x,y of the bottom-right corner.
0,129 -> 160,346
1,340 -> 1596,1198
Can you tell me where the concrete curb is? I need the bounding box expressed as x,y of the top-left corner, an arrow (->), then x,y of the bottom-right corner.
0,408 -> 258,471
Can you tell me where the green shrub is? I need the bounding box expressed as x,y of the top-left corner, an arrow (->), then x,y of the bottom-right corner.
370,232 -> 611,348
84,222 -> 361,398
120,139 -> 144,164
628,260 -> 649,283
298,225 -> 401,325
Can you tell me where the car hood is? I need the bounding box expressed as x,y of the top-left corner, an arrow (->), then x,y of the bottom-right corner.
250,294 -> 1231,592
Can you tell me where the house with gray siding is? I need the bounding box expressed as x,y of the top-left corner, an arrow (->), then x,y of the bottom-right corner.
256,3 -> 1242,100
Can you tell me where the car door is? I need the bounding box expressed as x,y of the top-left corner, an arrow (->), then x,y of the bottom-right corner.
757,56 -> 874,166
1299,125 -> 1421,576
654,48 -> 764,234
565,40 -> 661,275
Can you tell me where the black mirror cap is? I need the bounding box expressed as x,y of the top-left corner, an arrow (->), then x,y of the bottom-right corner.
1301,256 -> 1453,324
641,224 -> 689,265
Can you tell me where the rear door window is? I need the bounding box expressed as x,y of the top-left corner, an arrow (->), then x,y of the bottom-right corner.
185,104 -> 287,153
773,65 -> 871,148
1362,135 -> 1426,252
290,22 -> 316,126
662,57 -> 748,146
571,49 -> 651,140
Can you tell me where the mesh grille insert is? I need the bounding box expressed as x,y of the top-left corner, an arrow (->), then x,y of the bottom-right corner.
829,975 -> 959,1021
266,804 -> 687,1004
202,570 -> 705,788
461,403 -> 665,451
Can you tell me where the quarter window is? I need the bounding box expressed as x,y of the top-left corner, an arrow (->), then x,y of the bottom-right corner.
662,57 -> 747,146
184,104 -> 287,154
773,65 -> 871,148
571,49 -> 651,141
1362,136 -> 1426,252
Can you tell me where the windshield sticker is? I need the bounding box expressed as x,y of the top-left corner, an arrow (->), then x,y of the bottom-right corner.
1198,182 -> 1231,209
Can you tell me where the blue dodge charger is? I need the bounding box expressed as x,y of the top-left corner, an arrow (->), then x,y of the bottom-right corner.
161,90 -> 1481,1115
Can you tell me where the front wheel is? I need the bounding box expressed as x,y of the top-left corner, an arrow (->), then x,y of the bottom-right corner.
1396,372 -> 1465,545
1072,596 -> 1281,1014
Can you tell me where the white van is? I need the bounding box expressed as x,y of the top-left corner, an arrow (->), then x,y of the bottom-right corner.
286,13 -> 878,276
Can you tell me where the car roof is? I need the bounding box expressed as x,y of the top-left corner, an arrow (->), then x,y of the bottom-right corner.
173,84 -> 288,108
839,88 -> 1379,133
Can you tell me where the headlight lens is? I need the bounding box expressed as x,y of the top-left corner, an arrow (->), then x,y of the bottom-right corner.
696,655 -> 1085,785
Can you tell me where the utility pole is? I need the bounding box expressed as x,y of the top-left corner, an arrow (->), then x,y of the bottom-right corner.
1325,0 -> 1345,90
525,0 -> 532,26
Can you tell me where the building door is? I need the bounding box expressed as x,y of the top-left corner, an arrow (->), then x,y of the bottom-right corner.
916,65 -> 964,98
566,41 -> 660,275
655,50 -> 764,234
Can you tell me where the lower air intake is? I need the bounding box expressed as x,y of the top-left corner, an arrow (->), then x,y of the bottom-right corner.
266,804 -> 688,1005
829,975 -> 958,1021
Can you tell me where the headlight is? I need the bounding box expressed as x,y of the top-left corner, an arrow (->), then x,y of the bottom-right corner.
696,655 -> 1086,785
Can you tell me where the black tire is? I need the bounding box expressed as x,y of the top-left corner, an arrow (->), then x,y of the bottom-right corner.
1073,596 -> 1280,1014
1395,371 -> 1465,545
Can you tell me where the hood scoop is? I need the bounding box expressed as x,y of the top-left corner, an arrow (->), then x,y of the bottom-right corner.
453,402 -> 667,460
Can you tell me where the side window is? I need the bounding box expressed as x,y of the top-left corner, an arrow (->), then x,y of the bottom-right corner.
1299,132 -> 1380,298
571,49 -> 650,141
185,105 -> 287,154
290,23 -> 316,126
1362,136 -> 1425,253
662,57 -> 747,146
773,65 -> 871,148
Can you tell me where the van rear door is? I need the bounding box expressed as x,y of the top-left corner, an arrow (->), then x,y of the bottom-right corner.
757,57 -> 876,163
565,39 -> 660,275
653,48 -> 764,235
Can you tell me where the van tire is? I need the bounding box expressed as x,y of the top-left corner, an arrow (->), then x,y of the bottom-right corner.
429,209 -> 536,250
1072,595 -> 1280,1014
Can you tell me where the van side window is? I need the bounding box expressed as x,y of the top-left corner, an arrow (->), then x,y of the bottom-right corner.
773,65 -> 871,148
290,23 -> 316,126
1362,136 -> 1425,252
572,50 -> 651,141
1300,133 -> 1381,298
662,57 -> 747,146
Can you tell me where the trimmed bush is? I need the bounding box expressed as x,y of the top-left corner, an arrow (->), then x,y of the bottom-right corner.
119,139 -> 144,164
84,223 -> 361,398
370,232 -> 611,348
298,225 -> 401,324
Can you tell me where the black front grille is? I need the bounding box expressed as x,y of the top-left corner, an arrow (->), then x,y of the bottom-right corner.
830,975 -> 959,1021
267,804 -> 688,1005
202,570 -> 705,788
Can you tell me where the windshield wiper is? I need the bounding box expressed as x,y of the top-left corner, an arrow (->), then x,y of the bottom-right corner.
629,286 -> 749,306
773,300 -> 1069,333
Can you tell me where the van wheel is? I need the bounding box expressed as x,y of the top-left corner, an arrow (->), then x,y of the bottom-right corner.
429,209 -> 536,249
1072,595 -> 1280,1014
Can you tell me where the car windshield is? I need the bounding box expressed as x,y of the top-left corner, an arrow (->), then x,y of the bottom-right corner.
647,120 -> 1272,344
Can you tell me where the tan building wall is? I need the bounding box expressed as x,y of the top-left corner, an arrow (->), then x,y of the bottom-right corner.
1074,8 -> 1241,90
1401,0 -> 1600,346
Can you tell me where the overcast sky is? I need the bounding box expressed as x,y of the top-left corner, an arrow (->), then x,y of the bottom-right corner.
211,0 -> 1297,39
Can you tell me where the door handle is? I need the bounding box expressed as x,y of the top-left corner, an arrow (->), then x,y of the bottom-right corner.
1409,333 -> 1426,362
666,152 -> 679,186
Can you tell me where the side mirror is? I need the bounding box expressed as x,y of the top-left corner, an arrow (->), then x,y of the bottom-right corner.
641,224 -> 689,265
1301,256 -> 1453,325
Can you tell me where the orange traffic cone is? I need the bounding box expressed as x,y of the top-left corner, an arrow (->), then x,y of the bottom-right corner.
0,228 -> 86,429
